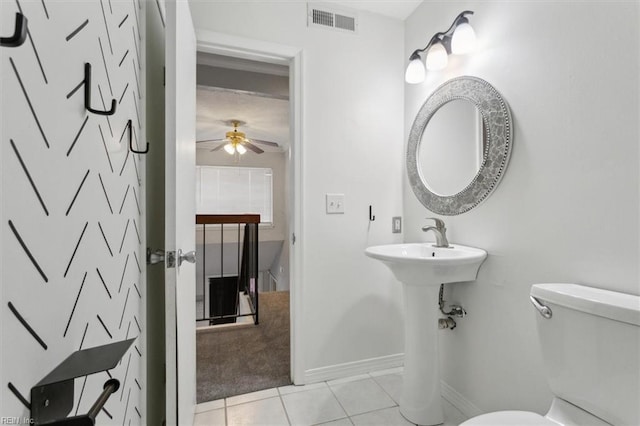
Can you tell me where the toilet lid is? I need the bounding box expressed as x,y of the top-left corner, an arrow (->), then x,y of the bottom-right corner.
460,411 -> 558,426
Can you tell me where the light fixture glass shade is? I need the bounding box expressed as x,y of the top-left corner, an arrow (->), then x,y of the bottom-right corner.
425,42 -> 448,70
224,143 -> 235,154
236,144 -> 247,155
405,56 -> 426,84
451,21 -> 476,54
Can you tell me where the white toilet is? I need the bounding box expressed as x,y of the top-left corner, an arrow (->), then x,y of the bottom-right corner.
461,283 -> 640,426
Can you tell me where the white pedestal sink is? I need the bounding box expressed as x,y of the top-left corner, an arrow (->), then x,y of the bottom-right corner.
365,243 -> 487,426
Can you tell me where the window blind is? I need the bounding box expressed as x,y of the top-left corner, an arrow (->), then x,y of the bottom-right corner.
196,166 -> 273,224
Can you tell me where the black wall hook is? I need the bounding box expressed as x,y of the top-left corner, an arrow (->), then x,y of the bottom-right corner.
127,120 -> 149,154
84,63 -> 116,116
1,13 -> 28,47
369,205 -> 376,221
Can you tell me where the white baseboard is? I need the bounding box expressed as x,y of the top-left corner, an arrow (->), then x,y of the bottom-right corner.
304,353 -> 404,384
441,380 -> 483,419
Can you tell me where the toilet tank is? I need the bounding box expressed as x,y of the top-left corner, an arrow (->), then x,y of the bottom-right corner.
530,283 -> 640,426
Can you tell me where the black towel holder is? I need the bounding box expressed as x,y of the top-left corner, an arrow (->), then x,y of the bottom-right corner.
84,63 -> 116,116
1,13 -> 28,48
30,338 -> 135,425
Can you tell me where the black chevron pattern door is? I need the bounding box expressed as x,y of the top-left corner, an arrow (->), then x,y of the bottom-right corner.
1,1 -> 145,424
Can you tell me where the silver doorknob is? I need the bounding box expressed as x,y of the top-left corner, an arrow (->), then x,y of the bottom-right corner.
178,249 -> 196,266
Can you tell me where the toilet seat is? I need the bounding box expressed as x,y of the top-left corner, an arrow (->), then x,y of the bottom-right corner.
460,398 -> 614,426
460,410 -> 557,426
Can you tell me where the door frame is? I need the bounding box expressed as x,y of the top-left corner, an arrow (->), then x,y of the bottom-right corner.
165,1 -> 198,424
195,30 -> 305,384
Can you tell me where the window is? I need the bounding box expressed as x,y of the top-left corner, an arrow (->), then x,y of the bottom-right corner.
196,166 -> 273,224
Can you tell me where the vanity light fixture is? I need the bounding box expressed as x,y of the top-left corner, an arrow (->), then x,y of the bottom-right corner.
405,11 -> 476,84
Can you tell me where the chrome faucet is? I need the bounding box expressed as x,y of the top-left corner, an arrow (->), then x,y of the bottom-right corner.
422,218 -> 450,248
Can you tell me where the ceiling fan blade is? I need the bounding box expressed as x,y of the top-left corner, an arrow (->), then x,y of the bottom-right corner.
209,143 -> 225,152
196,138 -> 226,144
249,138 -> 279,147
242,141 -> 264,154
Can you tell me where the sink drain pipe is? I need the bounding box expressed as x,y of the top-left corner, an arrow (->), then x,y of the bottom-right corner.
438,284 -> 466,330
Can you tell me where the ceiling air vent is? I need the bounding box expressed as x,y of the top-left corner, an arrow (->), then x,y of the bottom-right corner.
335,14 -> 355,31
308,3 -> 358,33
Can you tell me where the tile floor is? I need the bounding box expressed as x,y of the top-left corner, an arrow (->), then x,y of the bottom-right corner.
194,367 -> 468,426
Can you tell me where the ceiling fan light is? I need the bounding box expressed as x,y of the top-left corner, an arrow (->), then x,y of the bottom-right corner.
236,144 -> 247,155
223,143 -> 235,155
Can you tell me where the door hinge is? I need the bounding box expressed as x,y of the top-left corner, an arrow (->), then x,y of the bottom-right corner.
292,233 -> 296,245
163,66 -> 166,87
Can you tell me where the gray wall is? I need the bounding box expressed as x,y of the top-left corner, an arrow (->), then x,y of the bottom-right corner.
197,63 -> 289,97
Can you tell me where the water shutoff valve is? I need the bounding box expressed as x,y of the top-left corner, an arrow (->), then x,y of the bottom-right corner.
438,317 -> 457,330
449,305 -> 467,318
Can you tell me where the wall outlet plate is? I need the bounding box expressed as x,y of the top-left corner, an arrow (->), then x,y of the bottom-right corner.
326,194 -> 345,214
392,216 -> 402,233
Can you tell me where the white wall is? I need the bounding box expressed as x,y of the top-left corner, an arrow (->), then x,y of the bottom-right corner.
188,1 -> 406,376
405,0 -> 639,415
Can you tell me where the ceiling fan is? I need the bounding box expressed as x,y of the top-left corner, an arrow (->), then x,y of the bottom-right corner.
196,119 -> 279,155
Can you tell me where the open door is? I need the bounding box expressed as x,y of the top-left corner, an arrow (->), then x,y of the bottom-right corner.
165,1 -> 197,424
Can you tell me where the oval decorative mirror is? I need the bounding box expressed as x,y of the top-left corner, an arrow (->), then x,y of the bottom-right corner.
407,76 -> 513,215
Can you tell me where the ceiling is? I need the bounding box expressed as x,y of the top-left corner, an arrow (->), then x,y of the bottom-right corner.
327,0 -> 422,21
196,87 -> 289,153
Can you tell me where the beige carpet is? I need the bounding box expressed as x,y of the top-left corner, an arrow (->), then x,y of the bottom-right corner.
196,291 -> 291,403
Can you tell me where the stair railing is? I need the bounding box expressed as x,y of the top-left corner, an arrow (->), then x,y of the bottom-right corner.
196,214 -> 259,325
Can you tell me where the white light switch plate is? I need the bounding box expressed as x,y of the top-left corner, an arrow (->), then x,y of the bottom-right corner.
326,194 -> 345,214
